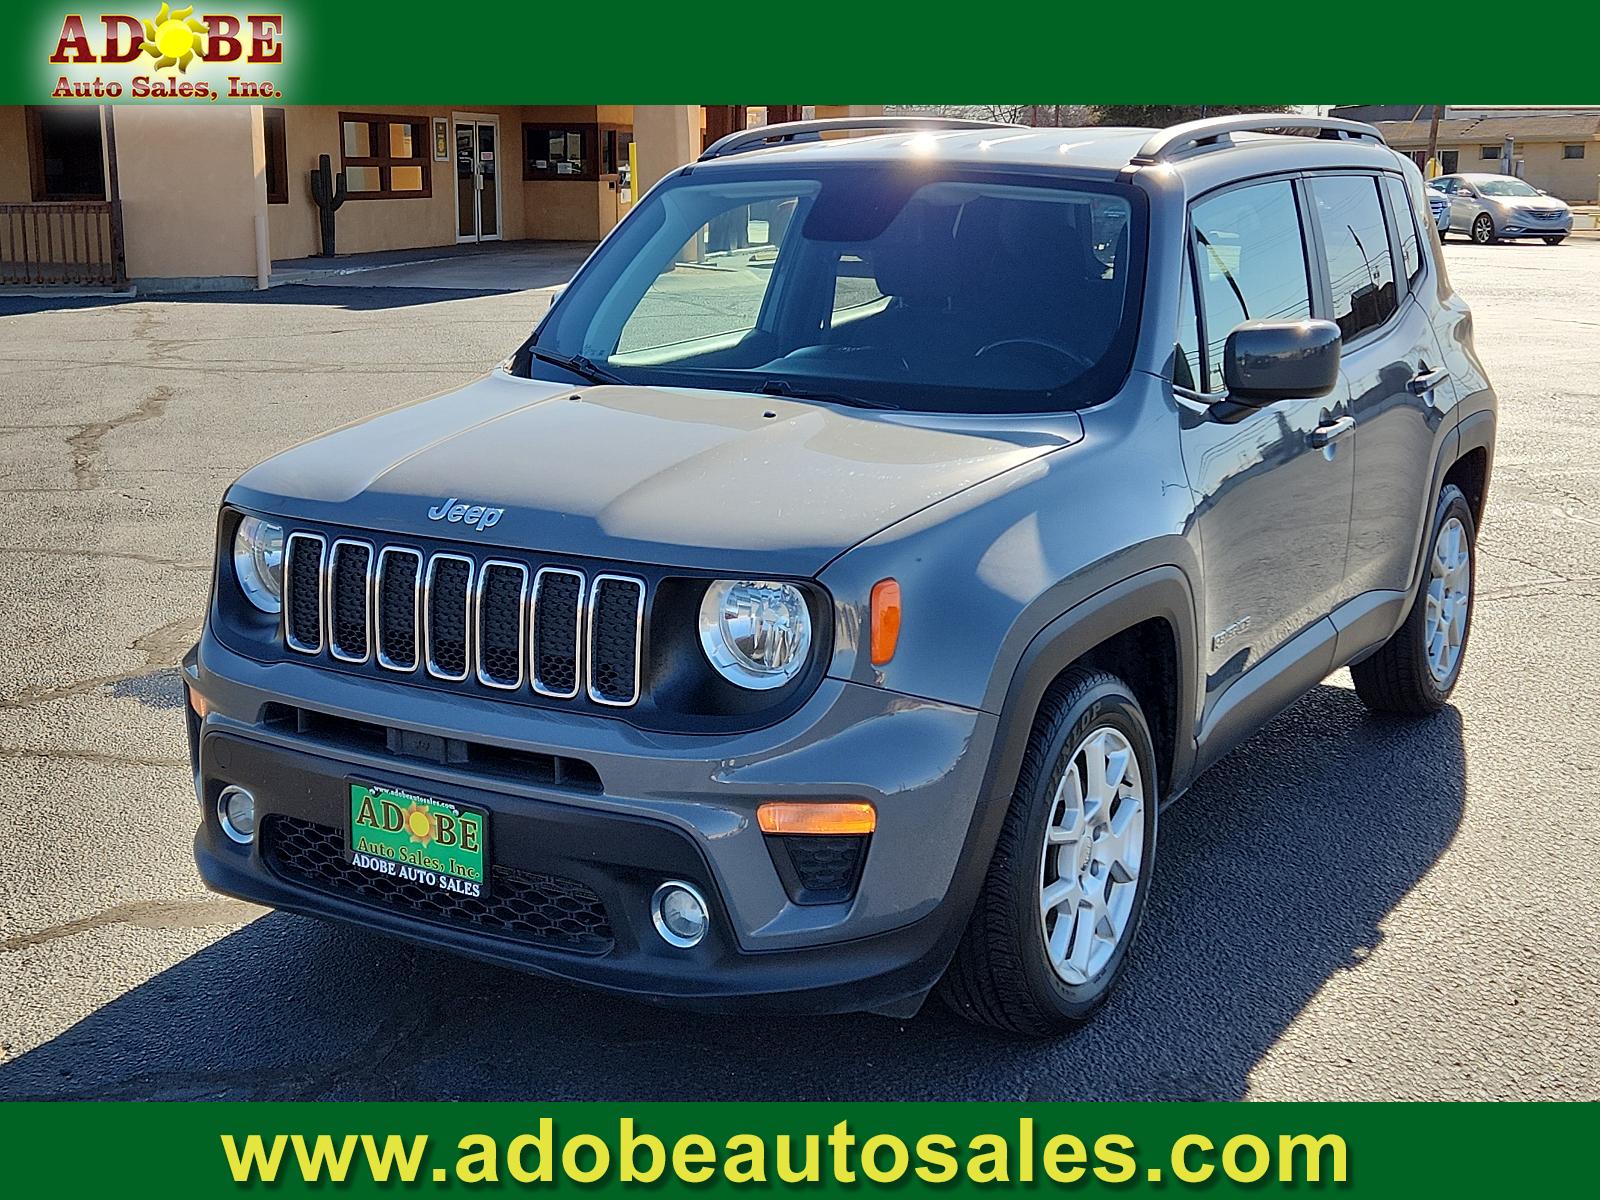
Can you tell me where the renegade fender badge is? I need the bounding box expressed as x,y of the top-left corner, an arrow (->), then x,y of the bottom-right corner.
427,498 -> 504,532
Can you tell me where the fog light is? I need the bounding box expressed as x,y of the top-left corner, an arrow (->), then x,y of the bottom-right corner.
651,881 -> 708,948
217,785 -> 257,844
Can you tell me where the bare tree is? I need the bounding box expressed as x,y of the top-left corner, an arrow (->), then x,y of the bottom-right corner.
886,104 -> 1093,127
1089,104 -> 1292,127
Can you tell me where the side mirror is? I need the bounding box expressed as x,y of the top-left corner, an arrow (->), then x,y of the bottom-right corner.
1223,319 -> 1342,404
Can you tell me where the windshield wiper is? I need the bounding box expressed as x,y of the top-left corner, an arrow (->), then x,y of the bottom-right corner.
526,346 -> 625,386
758,378 -> 900,411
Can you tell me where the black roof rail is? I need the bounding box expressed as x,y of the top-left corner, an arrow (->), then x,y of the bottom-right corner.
1130,113 -> 1387,165
698,116 -> 1023,162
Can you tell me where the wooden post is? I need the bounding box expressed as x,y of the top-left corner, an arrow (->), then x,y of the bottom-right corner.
1425,104 -> 1443,178
103,105 -> 128,289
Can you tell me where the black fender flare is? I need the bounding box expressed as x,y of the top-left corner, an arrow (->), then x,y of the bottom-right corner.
981,565 -> 1200,812
1454,405 -> 1496,509
927,565 -> 1200,964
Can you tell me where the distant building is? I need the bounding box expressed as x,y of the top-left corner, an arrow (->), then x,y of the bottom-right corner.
1333,107 -> 1600,201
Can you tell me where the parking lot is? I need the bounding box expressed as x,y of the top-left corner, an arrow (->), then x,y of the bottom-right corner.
0,239 -> 1596,1101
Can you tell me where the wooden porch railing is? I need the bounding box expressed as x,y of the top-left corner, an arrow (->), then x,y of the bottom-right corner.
0,201 -> 127,289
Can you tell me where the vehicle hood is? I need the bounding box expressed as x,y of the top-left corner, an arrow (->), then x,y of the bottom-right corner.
227,370 -> 1082,575
1489,195 -> 1569,212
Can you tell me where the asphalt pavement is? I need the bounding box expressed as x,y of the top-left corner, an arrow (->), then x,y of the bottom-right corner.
0,240 -> 1595,1100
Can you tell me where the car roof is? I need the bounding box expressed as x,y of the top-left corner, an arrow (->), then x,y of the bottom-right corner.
689,125 -> 1410,193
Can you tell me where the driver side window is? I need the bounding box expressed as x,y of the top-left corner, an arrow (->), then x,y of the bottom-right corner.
1190,181 -> 1313,393
614,195 -> 801,358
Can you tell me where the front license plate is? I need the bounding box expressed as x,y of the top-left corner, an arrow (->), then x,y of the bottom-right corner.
348,783 -> 488,900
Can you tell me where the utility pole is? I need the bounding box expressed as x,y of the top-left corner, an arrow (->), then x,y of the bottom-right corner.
1425,104 -> 1443,177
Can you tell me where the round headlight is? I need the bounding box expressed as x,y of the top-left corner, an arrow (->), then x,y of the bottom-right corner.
698,580 -> 812,690
232,516 -> 285,614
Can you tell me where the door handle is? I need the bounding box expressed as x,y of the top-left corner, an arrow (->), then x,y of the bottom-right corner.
1408,367 -> 1450,395
1308,415 -> 1355,449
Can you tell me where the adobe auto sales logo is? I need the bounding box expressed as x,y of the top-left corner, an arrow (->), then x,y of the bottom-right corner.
48,5 -> 285,101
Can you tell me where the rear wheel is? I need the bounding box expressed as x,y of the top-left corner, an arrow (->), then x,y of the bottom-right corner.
1471,214 -> 1497,245
1351,484 -> 1476,714
940,667 -> 1158,1035
1544,235 -> 1567,246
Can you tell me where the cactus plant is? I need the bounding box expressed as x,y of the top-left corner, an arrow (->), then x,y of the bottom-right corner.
309,153 -> 347,257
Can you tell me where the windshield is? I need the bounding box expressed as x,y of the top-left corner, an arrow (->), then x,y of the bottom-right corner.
526,164 -> 1145,413
1475,177 -> 1541,197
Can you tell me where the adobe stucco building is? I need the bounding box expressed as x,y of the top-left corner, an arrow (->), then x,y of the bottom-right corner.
0,104 -> 880,291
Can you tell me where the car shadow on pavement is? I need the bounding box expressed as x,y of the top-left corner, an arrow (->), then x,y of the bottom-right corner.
0,285 -> 526,320
0,681 -> 1464,1101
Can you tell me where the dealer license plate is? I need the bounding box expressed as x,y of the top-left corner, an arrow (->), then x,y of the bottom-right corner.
347,783 -> 488,900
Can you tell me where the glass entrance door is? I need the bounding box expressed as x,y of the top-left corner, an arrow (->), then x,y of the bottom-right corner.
454,117 -> 501,242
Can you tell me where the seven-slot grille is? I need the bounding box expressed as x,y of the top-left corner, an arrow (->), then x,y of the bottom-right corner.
282,533 -> 644,707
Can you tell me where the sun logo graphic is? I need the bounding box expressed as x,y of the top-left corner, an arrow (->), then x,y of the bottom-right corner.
401,802 -> 436,847
139,3 -> 208,72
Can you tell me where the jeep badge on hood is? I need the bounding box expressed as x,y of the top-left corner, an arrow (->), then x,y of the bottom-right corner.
427,497 -> 504,531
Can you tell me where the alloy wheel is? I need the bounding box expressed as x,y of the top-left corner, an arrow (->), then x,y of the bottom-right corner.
1037,727 -> 1145,985
1424,515 -> 1471,683
1473,215 -> 1494,244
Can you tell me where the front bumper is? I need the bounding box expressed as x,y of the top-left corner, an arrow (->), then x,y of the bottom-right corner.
186,631 -> 1002,1015
1496,212 -> 1572,237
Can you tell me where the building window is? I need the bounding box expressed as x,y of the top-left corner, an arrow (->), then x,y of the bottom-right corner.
1480,145 -> 1500,160
1564,143 -> 1586,160
1440,150 -> 1459,174
338,112 -> 431,199
524,125 -> 595,180
26,106 -> 105,201
602,128 -> 634,177
263,107 -> 288,205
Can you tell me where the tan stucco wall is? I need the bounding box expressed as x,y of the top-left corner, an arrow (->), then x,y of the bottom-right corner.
269,106 -> 526,260
115,105 -> 265,281
0,107 -> 31,202
1401,137 -> 1600,201
267,105 -> 636,260
633,105 -> 700,198
1508,141 -> 1598,201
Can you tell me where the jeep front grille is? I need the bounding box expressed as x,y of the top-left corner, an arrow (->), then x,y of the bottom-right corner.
532,567 -> 583,698
327,539 -> 373,662
587,575 -> 644,706
375,548 -> 421,671
281,532 -> 645,708
284,532 -> 326,654
475,561 -> 528,690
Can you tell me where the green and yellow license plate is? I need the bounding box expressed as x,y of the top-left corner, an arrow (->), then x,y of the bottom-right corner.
348,783 -> 488,899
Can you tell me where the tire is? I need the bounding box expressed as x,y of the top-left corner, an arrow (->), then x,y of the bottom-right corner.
1544,236 -> 1567,246
1351,483 -> 1477,715
939,667 -> 1159,1036
1471,214 -> 1497,245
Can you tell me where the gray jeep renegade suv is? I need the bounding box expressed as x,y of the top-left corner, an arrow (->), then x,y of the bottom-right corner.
188,114 -> 1496,1035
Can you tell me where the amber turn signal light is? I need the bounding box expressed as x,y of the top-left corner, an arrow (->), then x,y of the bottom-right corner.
870,578 -> 901,665
757,802 -> 877,836
186,684 -> 209,719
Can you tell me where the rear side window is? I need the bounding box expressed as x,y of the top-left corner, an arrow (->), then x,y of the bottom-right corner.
1310,175 -> 1399,341
1382,176 -> 1423,284
1190,180 -> 1312,393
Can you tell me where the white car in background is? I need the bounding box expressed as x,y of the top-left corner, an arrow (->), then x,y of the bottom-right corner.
1430,173 -> 1572,245
1426,187 -> 1450,233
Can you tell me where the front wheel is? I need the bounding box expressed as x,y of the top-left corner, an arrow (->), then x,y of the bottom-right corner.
1351,484 -> 1476,714
1471,214 -> 1498,245
1544,235 -> 1567,246
939,667 -> 1158,1036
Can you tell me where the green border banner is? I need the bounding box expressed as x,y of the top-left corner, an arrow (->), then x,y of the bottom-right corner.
12,0 -> 1598,105
1,1102 -> 1594,1193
